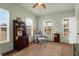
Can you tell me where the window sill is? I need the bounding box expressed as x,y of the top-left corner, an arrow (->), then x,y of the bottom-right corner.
0,40 -> 9,44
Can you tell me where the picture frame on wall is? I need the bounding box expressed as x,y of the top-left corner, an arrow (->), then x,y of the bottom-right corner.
54,23 -> 60,33
17,31 -> 23,37
55,23 -> 60,30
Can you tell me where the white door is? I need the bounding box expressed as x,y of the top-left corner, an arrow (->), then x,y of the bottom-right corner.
69,17 -> 77,44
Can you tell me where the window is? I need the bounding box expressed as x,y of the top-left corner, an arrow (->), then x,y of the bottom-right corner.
0,8 -> 10,44
43,20 -> 53,36
25,18 -> 33,36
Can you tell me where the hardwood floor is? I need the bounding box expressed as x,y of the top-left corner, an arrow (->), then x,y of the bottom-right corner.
4,42 -> 73,56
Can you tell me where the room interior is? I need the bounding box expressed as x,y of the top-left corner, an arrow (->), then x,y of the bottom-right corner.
0,3 -> 79,56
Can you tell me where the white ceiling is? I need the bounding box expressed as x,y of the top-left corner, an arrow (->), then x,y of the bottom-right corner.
20,3 -> 75,16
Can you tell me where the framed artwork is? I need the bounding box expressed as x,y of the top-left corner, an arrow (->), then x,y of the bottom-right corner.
55,23 -> 60,30
17,31 -> 23,37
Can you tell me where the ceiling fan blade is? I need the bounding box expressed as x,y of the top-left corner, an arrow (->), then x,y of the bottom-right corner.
42,3 -> 46,9
32,3 -> 38,8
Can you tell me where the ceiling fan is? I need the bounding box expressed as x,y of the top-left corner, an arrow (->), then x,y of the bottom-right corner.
32,0 -> 46,9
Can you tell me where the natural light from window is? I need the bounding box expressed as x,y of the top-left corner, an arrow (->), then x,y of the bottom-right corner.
25,18 -> 33,36
43,20 -> 53,36
0,8 -> 10,44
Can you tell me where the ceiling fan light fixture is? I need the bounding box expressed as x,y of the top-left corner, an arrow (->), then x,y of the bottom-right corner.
38,0 -> 43,6
32,0 -> 46,9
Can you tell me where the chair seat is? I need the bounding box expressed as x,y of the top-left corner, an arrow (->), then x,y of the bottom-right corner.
38,37 -> 46,40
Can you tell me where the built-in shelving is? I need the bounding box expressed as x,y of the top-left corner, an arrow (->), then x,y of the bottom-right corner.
63,18 -> 69,36
63,17 -> 77,44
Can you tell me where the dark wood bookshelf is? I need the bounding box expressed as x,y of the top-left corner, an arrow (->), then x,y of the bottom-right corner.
13,20 -> 29,51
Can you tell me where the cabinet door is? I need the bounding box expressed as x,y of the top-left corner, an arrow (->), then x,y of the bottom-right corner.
54,34 -> 60,42
16,37 -> 24,51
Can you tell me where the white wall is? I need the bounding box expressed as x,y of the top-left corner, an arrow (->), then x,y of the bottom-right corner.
0,3 -> 37,54
37,9 -> 75,42
69,17 -> 77,44
75,4 -> 79,43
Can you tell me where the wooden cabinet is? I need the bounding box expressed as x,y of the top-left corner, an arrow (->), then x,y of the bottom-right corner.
54,33 -> 60,42
13,20 -> 29,51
